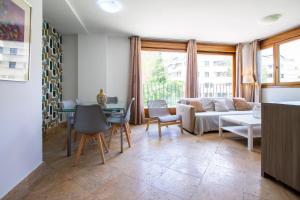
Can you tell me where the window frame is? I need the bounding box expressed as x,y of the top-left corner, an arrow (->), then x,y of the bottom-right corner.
260,27 -> 300,88
259,44 -> 276,87
197,51 -> 236,97
141,39 -> 236,114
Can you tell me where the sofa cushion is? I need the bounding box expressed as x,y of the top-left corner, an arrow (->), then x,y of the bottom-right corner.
199,98 -> 214,111
185,99 -> 205,112
224,98 -> 235,110
214,99 -> 229,112
233,98 -> 252,111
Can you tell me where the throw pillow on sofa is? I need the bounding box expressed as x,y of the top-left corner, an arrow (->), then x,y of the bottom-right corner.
233,98 -> 252,111
214,99 -> 229,112
186,99 -> 205,112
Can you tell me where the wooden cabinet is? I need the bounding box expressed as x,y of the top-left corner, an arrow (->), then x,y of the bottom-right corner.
262,102 -> 300,192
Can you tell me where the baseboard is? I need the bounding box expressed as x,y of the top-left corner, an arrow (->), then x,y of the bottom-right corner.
1,162 -> 47,200
44,122 -> 67,135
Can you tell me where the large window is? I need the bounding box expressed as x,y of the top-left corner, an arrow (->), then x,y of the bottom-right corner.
279,38 -> 300,83
260,29 -> 300,86
260,47 -> 274,83
197,54 -> 234,97
141,51 -> 186,107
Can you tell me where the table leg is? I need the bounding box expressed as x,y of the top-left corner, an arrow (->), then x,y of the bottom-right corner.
219,117 -> 223,136
67,113 -> 72,157
248,126 -> 253,151
120,124 -> 123,153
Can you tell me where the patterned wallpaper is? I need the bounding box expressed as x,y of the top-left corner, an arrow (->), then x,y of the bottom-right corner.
42,21 -> 63,131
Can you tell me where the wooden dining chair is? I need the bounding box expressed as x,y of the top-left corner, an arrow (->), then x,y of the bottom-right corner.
107,98 -> 135,148
73,105 -> 110,165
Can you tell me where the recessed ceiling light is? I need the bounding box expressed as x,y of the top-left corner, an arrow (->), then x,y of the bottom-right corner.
97,0 -> 122,13
259,14 -> 282,25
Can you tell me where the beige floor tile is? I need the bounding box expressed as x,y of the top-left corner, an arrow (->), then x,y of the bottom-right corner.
24,180 -> 95,200
210,153 -> 246,172
152,168 -> 201,199
169,156 -> 210,178
244,175 -> 300,200
136,186 -> 183,200
190,181 -> 244,200
203,164 -> 245,190
21,126 -> 298,200
92,173 -> 150,200
119,160 -> 168,184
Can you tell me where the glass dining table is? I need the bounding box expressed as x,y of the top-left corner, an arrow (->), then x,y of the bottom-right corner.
58,103 -> 126,157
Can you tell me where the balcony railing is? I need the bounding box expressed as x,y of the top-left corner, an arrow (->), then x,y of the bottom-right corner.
198,83 -> 232,97
143,82 -> 233,107
143,81 -> 183,107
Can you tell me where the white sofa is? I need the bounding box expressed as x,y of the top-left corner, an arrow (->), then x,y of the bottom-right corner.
176,98 -> 255,135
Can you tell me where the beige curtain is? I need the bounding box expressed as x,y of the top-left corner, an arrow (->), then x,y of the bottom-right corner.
235,43 -> 243,97
249,40 -> 261,102
128,36 -> 144,125
185,40 -> 198,98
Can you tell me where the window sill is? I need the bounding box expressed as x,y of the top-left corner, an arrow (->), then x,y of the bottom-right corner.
261,84 -> 300,88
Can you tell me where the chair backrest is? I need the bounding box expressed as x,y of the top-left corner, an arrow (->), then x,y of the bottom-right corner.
62,100 -> 75,109
106,96 -> 118,104
124,98 -> 135,123
75,98 -> 81,105
147,100 -> 170,118
74,105 -> 109,134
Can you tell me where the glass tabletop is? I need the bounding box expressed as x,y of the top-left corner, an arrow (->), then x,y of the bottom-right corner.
57,102 -> 126,113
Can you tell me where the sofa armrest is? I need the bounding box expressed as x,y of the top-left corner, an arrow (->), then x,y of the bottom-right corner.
248,102 -> 261,109
176,103 -> 195,133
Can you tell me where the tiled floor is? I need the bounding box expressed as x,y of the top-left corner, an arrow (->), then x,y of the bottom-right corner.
24,125 -> 299,200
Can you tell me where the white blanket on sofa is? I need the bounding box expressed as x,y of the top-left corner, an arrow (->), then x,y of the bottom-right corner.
194,111 -> 252,135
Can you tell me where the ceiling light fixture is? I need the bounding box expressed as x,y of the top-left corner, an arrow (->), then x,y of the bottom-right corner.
97,0 -> 122,13
260,14 -> 282,25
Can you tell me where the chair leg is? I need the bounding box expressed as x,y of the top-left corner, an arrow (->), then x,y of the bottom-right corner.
146,119 -> 150,131
126,122 -> 131,134
124,124 -> 131,147
108,125 -> 115,148
180,119 -> 184,134
158,120 -> 162,138
96,133 -> 105,164
75,135 -> 86,166
81,135 -> 88,155
73,130 -> 78,143
100,133 -> 109,153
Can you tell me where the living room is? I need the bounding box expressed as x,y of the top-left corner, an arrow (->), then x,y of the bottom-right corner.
0,0 -> 300,199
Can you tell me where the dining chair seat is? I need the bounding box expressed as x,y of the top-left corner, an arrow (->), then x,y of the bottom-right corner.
107,115 -> 124,124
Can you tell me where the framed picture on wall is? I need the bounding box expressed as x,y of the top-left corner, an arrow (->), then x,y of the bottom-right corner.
0,0 -> 31,81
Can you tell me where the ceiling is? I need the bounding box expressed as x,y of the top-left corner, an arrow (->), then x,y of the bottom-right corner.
43,0 -> 300,43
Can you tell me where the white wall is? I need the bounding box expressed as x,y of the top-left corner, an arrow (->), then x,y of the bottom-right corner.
0,0 -> 43,198
106,36 -> 130,102
62,35 -> 78,101
63,34 -> 130,103
262,88 -> 300,102
78,34 -> 107,103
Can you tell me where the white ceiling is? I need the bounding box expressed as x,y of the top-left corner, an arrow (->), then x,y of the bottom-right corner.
43,0 -> 300,43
